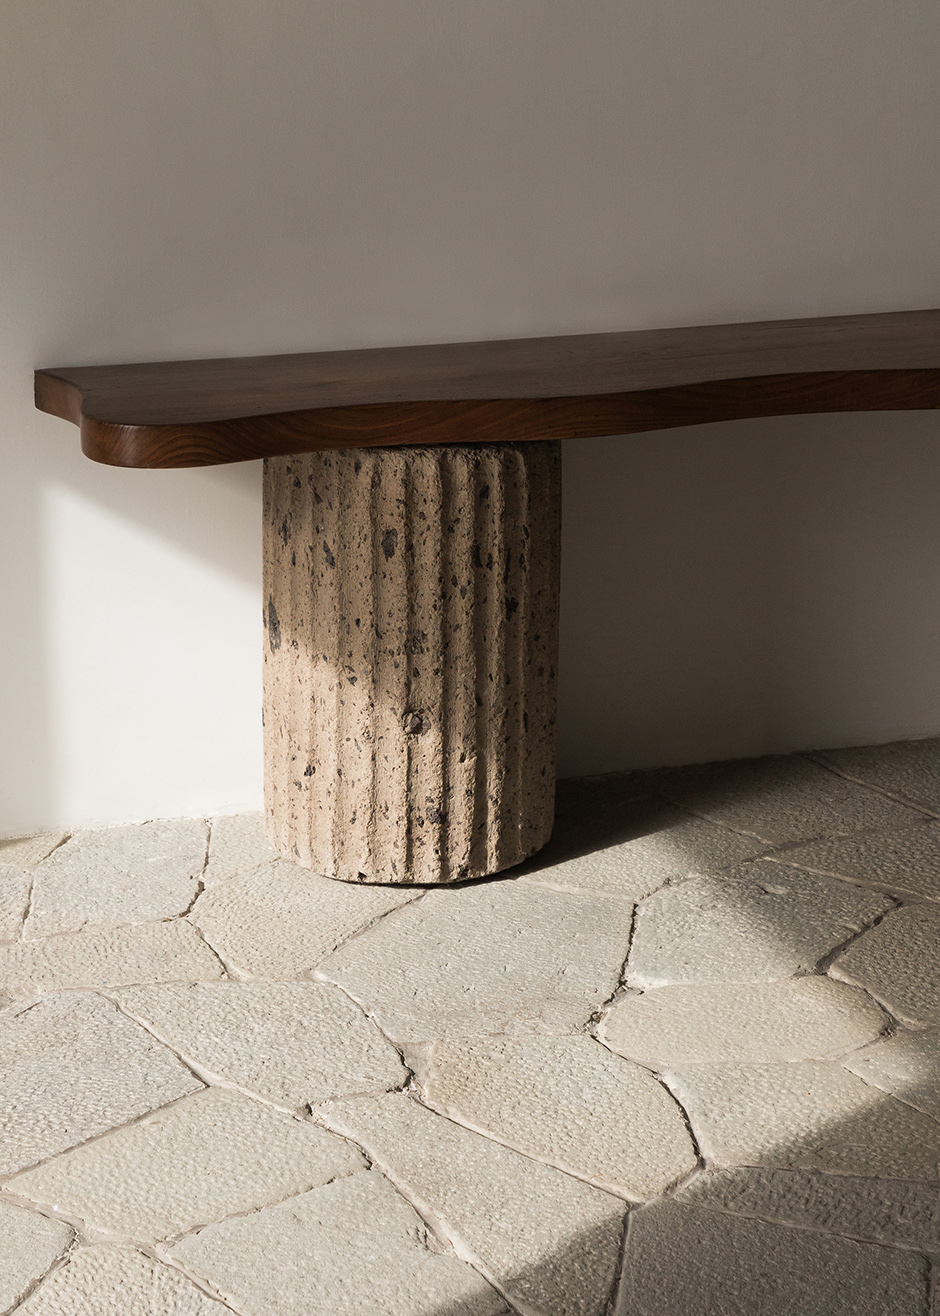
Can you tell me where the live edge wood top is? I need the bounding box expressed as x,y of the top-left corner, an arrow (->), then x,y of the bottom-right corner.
35,308 -> 940,469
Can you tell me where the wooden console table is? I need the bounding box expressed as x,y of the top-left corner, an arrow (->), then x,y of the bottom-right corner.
36,309 -> 940,884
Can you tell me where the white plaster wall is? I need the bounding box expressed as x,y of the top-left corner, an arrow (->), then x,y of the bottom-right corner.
3,1 -> 940,831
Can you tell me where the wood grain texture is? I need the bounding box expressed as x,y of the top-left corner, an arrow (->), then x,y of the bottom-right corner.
34,309 -> 940,468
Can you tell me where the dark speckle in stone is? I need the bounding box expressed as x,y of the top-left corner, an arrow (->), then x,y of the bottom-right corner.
323,542 -> 336,567
382,528 -> 399,561
266,598 -> 281,652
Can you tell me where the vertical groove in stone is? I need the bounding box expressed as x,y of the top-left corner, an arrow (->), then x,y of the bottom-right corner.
263,441 -> 561,885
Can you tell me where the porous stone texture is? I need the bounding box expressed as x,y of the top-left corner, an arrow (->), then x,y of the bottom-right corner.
26,819 -> 208,939
679,1166 -> 940,1252
628,862 -> 891,986
191,860 -> 416,977
654,754 -> 925,844
203,812 -> 278,885
599,978 -> 887,1067
620,1199 -> 929,1316
323,1093 -> 626,1316
0,1199 -> 73,1312
0,992 -> 202,1174
814,737 -> 940,813
668,1061 -> 940,1178
15,1246 -> 229,1315
520,800 -> 767,901
0,920 -> 223,994
114,981 -> 407,1108
262,442 -> 561,885
423,1034 -> 696,1199
172,1171 -> 505,1316
0,864 -> 31,941
317,880 -> 633,1039
844,1029 -> 940,1120
830,904 -> 940,1025
0,831 -> 69,866
780,821 -> 940,901
9,1087 -> 364,1242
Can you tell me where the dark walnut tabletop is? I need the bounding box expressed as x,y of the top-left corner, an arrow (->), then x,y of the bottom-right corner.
34,308 -> 940,469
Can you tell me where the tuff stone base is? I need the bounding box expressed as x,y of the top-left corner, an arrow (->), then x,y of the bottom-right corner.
262,442 -> 561,884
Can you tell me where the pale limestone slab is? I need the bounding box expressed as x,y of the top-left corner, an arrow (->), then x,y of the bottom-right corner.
319,880 -> 632,1040
780,822 -> 940,901
668,1060 -> 940,1178
844,1029 -> 940,1120
0,864 -> 30,941
0,832 -> 68,866
323,1093 -> 626,1316
114,981 -> 406,1108
599,978 -> 886,1067
16,1246 -> 229,1315
628,863 -> 890,986
0,992 -> 202,1175
620,1199 -> 929,1316
521,801 -> 767,901
679,1165 -> 940,1252
192,859 -> 416,977
424,1035 -> 696,1199
815,737 -> 940,813
653,753 -> 925,844
172,1171 -> 505,1316
0,1199 -> 73,1312
9,1087 -> 364,1243
204,812 -> 278,886
26,819 -> 208,939
0,920 -> 223,994
831,904 -> 940,1026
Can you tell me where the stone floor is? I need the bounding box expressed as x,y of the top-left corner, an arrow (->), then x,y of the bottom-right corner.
2,741 -> 940,1315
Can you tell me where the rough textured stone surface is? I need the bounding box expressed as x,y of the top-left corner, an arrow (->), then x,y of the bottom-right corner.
600,978 -> 886,1067
324,1093 -> 626,1316
424,1035 -> 696,1199
173,1171 -> 505,1316
9,1087 -> 364,1243
521,801 -> 767,901
318,880 -> 633,1039
781,821 -> 940,901
263,443 -> 561,885
620,1199 -> 929,1316
25,820 -> 208,939
0,1200 -> 73,1312
192,860 -> 416,977
0,920 -> 223,994
654,754 -> 925,844
831,905 -> 940,1025
679,1165 -> 940,1252
815,737 -> 940,813
204,812 -> 278,885
0,832 -> 68,866
114,981 -> 407,1108
0,992 -> 202,1175
629,863 -> 891,985
669,1061 -> 940,1178
0,864 -> 31,941
845,1029 -> 940,1120
16,1246 -> 229,1315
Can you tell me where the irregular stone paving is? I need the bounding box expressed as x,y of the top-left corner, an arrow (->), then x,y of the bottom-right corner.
599,978 -> 887,1067
628,861 -> 891,985
9,1087 -> 364,1243
423,1035 -> 697,1199
0,1199 -> 72,1312
3,738 -> 940,1314
172,1171 -> 508,1316
316,880 -> 634,1038
0,992 -> 201,1175
13,1245 -> 230,1315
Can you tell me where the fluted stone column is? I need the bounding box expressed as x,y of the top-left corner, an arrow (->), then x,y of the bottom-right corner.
262,441 -> 561,885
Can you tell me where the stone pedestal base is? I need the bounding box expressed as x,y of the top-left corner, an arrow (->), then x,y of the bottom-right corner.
262,442 -> 561,885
